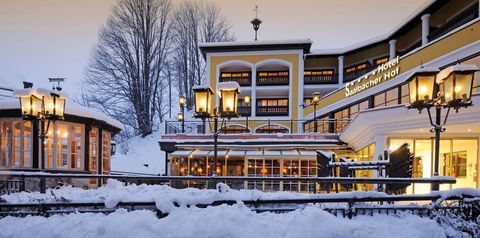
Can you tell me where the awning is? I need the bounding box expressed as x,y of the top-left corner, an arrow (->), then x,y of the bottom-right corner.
170,150 -> 192,156
171,149 -> 318,159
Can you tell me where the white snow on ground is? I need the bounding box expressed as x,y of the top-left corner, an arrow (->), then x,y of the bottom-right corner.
1,180 -> 391,210
0,206 -> 447,238
1,181 -> 479,238
111,131 -> 165,175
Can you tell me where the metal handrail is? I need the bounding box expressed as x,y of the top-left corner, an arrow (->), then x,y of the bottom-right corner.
0,171 -> 456,185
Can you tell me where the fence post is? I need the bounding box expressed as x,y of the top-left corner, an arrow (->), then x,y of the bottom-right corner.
164,121 -> 168,134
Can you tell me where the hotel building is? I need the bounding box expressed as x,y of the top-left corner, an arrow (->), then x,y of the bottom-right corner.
159,0 -> 480,193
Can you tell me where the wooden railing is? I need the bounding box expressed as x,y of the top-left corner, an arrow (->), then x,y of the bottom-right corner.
428,4 -> 478,42
257,75 -> 289,86
304,74 -> 338,84
237,105 -> 251,116
219,76 -> 251,86
256,106 -> 289,116
344,65 -> 377,82
0,180 -> 25,195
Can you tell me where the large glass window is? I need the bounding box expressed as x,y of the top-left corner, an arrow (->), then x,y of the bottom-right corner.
0,120 -> 32,168
389,138 -> 478,193
89,128 -> 99,173
354,144 -> 375,191
102,132 -> 111,173
334,108 -> 349,133
55,122 -> 83,170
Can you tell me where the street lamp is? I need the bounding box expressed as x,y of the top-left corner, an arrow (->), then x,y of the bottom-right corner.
179,96 -> 186,133
15,87 -> 67,192
407,64 -> 477,191
194,82 -> 240,177
312,92 -> 321,132
244,95 -> 251,132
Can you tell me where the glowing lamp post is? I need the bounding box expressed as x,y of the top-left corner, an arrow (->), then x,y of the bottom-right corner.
193,82 -> 240,177
407,65 -> 477,191
312,92 -> 321,132
178,96 -> 186,133
15,87 -> 68,193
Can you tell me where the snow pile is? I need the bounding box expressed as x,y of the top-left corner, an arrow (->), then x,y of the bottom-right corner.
1,180 -> 389,209
111,131 -> 165,175
0,205 -> 448,238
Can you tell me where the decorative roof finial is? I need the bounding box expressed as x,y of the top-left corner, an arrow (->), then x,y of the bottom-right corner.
250,5 -> 262,41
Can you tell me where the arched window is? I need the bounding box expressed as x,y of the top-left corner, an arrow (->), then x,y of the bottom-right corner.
220,125 -> 250,134
255,125 -> 289,134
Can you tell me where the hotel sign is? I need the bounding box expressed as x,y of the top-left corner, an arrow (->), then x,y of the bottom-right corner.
345,56 -> 400,97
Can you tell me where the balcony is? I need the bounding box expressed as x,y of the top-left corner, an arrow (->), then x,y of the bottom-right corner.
256,106 -> 289,116
237,105 -> 251,116
164,118 -> 351,135
344,65 -> 377,82
219,72 -> 251,86
428,4 -> 478,42
256,71 -> 289,86
304,74 -> 338,84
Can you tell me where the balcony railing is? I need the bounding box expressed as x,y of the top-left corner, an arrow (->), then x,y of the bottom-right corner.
428,4 -> 478,42
256,75 -> 289,86
237,105 -> 251,116
344,65 -> 377,82
304,74 -> 339,84
256,106 -> 289,116
219,76 -> 251,86
164,118 -> 351,135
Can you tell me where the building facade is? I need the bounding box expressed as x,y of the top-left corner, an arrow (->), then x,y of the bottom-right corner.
0,82 -> 122,188
159,0 -> 480,193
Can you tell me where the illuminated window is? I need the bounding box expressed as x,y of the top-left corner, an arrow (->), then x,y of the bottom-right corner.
89,128 -> 99,173
102,132 -> 111,174
443,151 -> 467,177
374,57 -> 389,65
0,120 -> 32,168
304,69 -> 334,75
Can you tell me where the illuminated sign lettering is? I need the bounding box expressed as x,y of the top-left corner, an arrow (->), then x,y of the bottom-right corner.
345,56 -> 400,97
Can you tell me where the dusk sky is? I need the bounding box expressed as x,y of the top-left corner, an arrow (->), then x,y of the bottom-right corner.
0,0 -> 430,97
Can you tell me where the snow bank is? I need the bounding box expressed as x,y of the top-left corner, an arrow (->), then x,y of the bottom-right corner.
111,131 -> 165,175
1,179 -> 389,207
0,205 -> 447,238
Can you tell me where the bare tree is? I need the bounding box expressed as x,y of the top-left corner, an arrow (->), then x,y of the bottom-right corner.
171,1 -> 235,109
84,0 -> 173,137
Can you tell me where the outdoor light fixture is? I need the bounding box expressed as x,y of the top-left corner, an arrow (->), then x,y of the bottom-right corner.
179,95 -> 186,107
406,64 -> 478,191
111,141 -> 117,156
437,65 -> 477,110
407,68 -> 438,108
18,92 -> 42,119
177,113 -> 184,121
178,95 -> 186,133
193,86 -> 214,118
193,82 -> 240,177
219,85 -> 239,118
14,85 -> 68,193
312,92 -> 321,133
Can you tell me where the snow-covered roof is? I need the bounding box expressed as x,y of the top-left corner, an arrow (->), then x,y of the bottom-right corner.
199,39 -> 313,48
308,0 -> 435,55
217,81 -> 240,94
0,98 -> 123,130
404,66 -> 440,81
192,84 -> 213,91
436,64 -> 479,83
